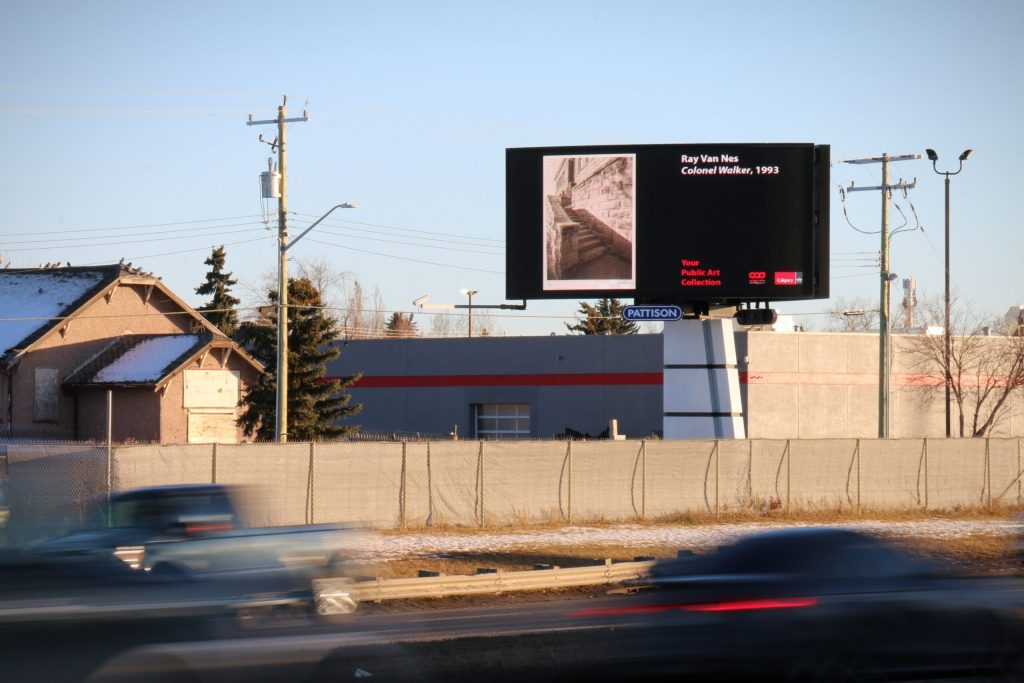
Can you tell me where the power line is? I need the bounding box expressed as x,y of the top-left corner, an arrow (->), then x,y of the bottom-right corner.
313,228 -> 503,256
0,85 -> 283,98
79,236 -> 272,265
2,220 -> 267,246
0,106 -> 255,117
1,215 -> 264,238
1,226 -> 265,253
289,212 -> 503,244
303,237 -> 504,274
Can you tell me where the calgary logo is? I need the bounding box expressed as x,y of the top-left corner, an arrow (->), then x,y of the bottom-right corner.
774,271 -> 804,286
748,271 -> 767,285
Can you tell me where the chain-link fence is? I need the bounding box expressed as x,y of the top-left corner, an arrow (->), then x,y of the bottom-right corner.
2,438 -> 1022,535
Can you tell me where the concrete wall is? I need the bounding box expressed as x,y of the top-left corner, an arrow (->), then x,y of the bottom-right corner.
744,331 -> 1024,439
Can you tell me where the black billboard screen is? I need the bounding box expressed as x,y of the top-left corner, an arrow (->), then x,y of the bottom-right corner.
506,143 -> 829,303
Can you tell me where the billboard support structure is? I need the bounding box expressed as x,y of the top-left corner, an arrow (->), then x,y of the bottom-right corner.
507,143 -> 831,439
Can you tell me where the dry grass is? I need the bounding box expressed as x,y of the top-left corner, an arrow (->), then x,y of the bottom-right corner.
357,507 -> 1022,581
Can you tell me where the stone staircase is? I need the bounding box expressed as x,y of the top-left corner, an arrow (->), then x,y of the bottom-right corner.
563,207 -> 610,265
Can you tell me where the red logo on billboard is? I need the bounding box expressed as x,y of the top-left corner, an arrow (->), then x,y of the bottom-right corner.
748,271 -> 766,285
774,271 -> 804,286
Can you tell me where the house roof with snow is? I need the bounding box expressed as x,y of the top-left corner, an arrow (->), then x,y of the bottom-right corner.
64,332 -> 261,390
0,265 -> 121,360
0,264 -> 226,365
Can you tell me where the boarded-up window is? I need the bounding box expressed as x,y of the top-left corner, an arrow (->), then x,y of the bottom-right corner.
34,368 -> 60,422
187,410 -> 237,444
183,370 -> 240,409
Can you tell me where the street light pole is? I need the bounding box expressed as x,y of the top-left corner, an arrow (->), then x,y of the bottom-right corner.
925,148 -> 972,438
413,294 -> 526,339
275,203 -> 356,442
461,289 -> 478,338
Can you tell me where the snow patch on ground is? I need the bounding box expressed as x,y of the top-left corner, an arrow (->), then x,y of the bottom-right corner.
349,519 -> 1019,561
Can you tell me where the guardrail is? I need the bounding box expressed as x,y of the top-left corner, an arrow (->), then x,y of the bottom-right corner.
313,559 -> 656,614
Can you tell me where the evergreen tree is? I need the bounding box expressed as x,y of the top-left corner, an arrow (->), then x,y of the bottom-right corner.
384,312 -> 418,338
237,277 -> 361,441
195,246 -> 240,337
565,298 -> 639,335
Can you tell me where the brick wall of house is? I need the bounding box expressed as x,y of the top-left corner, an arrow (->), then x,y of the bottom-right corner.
76,388 -> 162,443
9,282 -> 191,439
158,350 -> 258,444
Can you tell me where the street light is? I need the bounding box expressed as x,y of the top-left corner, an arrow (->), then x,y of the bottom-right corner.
276,202 -> 357,443
460,289 -> 478,338
925,148 -> 971,438
413,293 -> 526,338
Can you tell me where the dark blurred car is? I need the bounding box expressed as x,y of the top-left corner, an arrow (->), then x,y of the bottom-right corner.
30,484 -> 238,569
573,528 -> 1024,681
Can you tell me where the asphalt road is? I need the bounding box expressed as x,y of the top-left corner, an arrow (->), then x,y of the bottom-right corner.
9,595 -> 626,682
19,575 -> 1024,683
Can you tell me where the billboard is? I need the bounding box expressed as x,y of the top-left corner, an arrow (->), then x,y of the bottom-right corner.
506,143 -> 829,303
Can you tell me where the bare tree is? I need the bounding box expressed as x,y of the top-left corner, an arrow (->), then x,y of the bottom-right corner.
337,279 -> 388,339
424,309 -> 501,337
467,310 -> 501,337
294,257 -> 351,311
899,294 -> 1024,437
428,311 -> 458,337
238,259 -> 388,339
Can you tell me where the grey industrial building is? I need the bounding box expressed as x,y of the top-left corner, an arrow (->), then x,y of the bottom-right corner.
328,334 -> 666,439
327,330 -> 1024,440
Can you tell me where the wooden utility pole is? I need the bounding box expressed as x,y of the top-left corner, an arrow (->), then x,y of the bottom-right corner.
844,153 -> 919,438
248,96 -> 308,442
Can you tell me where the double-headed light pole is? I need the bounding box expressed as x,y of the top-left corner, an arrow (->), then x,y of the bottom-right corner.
925,148 -> 972,438
249,97 -> 356,442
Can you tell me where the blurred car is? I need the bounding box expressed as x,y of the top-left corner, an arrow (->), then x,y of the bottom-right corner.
573,528 -> 1024,681
3,484 -> 362,629
30,484 -> 354,576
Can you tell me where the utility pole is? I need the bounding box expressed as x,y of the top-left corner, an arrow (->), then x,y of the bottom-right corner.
248,96 -> 308,442
844,153 -> 919,438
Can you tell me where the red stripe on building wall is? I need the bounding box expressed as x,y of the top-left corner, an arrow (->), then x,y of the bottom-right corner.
344,372 -> 665,388
335,370 -> 972,390
742,371 -> 948,387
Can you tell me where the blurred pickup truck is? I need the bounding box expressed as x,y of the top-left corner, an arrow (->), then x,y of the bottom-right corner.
22,484 -> 360,615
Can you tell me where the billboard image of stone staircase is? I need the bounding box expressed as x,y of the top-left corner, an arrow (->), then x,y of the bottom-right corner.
543,154 -> 636,291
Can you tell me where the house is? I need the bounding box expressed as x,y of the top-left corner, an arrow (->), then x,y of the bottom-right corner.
0,264 -> 262,443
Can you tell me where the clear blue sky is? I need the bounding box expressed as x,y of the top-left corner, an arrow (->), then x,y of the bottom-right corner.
2,0 -> 1021,336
